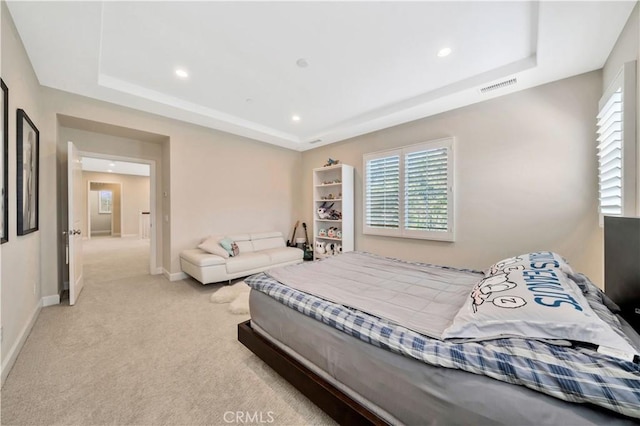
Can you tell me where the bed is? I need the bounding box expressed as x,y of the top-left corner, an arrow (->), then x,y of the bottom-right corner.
238,251 -> 640,425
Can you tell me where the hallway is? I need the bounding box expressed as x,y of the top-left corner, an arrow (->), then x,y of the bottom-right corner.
82,236 -> 150,285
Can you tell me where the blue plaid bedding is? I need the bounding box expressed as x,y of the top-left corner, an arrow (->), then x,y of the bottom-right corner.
246,271 -> 640,420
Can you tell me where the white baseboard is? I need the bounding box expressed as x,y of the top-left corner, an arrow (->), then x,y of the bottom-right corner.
164,269 -> 188,281
1,300 -> 42,386
42,294 -> 60,307
91,230 -> 110,236
121,234 -> 138,238
153,267 -> 163,275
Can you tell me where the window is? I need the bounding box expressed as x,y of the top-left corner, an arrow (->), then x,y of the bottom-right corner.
597,61 -> 637,223
98,190 -> 112,214
363,137 -> 454,241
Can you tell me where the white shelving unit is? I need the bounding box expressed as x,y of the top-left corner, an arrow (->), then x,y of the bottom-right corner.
313,164 -> 354,259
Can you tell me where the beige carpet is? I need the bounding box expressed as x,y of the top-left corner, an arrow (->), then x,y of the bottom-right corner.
1,237 -> 333,425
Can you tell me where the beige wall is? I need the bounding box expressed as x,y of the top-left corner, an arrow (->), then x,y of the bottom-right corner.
169,130 -> 302,273
1,1 -> 44,375
603,2 -> 638,92
302,71 -> 604,283
84,171 -> 150,237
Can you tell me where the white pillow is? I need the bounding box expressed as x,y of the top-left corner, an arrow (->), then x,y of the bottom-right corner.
198,237 -> 230,258
485,251 -> 574,276
443,268 -> 638,360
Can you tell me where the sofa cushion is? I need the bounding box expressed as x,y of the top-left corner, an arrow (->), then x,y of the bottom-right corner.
252,236 -> 286,251
226,252 -> 271,274
235,241 -> 253,253
262,247 -> 303,264
180,249 -> 226,267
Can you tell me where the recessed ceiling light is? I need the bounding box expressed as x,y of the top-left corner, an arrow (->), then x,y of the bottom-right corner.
109,162 -> 115,167
437,47 -> 452,58
107,169 -> 113,173
175,69 -> 189,79
296,58 -> 309,68
292,115 -> 301,122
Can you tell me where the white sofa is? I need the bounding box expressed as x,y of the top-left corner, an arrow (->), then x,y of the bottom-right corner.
180,231 -> 303,284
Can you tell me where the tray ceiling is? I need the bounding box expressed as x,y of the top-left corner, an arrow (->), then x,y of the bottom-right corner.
6,1 -> 635,151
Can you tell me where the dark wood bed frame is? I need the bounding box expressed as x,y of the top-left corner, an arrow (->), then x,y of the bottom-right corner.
237,320 -> 388,426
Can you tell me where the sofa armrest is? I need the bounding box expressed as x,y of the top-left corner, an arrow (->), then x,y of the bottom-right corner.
180,249 -> 227,267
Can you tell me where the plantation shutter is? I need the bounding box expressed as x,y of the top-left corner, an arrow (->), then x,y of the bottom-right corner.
363,137 -> 454,241
596,61 -> 637,223
597,88 -> 623,216
404,147 -> 449,231
365,154 -> 400,229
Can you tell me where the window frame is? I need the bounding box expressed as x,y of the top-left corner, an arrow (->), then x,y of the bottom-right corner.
598,61 -> 637,225
363,137 -> 455,242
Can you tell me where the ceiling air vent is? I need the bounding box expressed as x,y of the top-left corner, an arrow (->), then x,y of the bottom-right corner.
479,78 -> 517,94
309,139 -> 322,144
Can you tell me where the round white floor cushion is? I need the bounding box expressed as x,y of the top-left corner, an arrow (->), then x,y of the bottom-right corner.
210,281 -> 250,303
229,292 -> 250,315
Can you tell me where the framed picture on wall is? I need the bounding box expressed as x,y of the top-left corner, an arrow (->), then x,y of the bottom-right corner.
1,79 -> 8,243
17,108 -> 39,235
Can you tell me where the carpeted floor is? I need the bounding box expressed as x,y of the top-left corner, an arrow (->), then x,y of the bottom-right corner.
1,237 -> 333,425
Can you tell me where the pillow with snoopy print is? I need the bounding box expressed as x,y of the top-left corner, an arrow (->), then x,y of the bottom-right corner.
442,268 -> 638,361
484,251 -> 574,277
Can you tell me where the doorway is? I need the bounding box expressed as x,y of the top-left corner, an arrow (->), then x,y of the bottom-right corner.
79,153 -> 157,276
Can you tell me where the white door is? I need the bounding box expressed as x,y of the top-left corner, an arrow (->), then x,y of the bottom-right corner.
68,142 -> 84,305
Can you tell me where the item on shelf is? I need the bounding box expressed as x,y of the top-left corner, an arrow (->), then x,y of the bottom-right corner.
336,244 -> 342,254
336,230 -> 342,239
333,179 -> 342,183
318,228 -> 327,237
327,227 -> 337,238
317,202 -> 334,219
315,240 -> 326,255
324,158 -> 340,167
327,242 -> 336,256
326,193 -> 335,200
328,209 -> 342,220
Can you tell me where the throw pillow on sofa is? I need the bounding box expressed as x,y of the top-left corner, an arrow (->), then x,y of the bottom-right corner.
219,238 -> 238,257
198,237 -> 230,258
